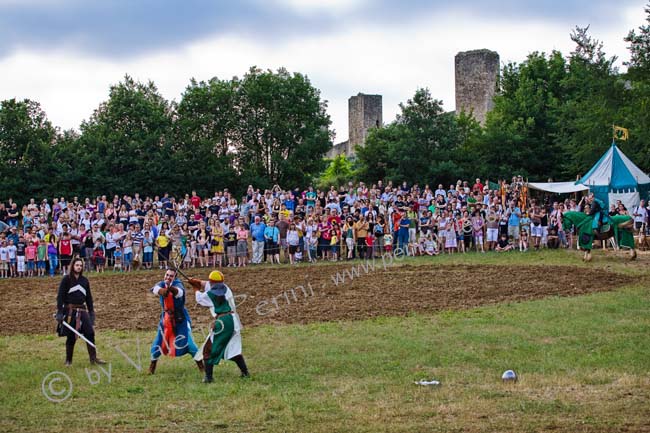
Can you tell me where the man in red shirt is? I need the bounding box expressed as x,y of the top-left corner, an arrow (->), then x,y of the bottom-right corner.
327,209 -> 342,226
190,191 -> 201,210
59,232 -> 73,275
472,178 -> 484,192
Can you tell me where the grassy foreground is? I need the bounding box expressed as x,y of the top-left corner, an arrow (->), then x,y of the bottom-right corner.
1,272 -> 649,433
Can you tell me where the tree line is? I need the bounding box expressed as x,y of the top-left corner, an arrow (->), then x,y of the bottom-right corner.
0,67 -> 332,203
3,4 -> 650,202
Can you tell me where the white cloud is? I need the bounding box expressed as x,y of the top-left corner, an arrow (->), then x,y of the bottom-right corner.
0,2 -> 643,143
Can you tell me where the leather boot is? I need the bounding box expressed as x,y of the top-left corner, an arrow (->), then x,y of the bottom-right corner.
203,363 -> 214,383
65,341 -> 74,366
149,360 -> 157,375
87,344 -> 106,365
196,360 -> 205,372
232,355 -> 250,378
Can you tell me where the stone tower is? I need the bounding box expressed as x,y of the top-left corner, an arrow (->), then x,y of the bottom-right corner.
455,49 -> 499,125
347,93 -> 382,155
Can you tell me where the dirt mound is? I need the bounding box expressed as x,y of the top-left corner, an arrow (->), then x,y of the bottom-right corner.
0,262 -> 634,336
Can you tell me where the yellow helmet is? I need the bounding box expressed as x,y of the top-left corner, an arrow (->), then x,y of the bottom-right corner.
208,270 -> 224,283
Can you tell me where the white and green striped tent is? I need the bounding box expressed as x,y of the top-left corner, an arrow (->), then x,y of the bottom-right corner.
577,142 -> 650,210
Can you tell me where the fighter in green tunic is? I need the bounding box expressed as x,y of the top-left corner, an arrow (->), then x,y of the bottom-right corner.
189,271 -> 250,383
586,193 -> 610,233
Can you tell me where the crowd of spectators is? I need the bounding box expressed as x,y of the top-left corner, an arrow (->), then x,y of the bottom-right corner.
0,177 -> 648,279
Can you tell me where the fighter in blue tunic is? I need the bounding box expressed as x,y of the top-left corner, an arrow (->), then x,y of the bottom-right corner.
148,268 -> 204,375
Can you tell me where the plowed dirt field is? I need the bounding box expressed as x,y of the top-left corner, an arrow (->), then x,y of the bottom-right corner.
0,261 -> 634,336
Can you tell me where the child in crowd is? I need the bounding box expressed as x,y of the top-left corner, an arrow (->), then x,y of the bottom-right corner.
92,240 -> 105,272
424,233 -> 438,256
495,233 -> 514,252
37,239 -> 47,276
520,211 -> 531,237
122,233 -> 133,272
329,228 -> 339,261
25,240 -> 37,278
365,232 -> 374,259
189,233 -> 198,268
547,227 -> 560,249
384,233 -> 393,254
113,246 -> 123,271
416,235 -> 427,256
308,231 -> 318,263
0,240 -> 8,278
519,229 -> 529,251
7,239 -> 17,278
407,233 -> 420,257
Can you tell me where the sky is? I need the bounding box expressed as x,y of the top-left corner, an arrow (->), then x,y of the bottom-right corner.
0,0 -> 647,143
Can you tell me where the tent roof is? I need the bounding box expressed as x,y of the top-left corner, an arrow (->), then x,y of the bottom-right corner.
528,182 -> 589,194
578,142 -> 650,189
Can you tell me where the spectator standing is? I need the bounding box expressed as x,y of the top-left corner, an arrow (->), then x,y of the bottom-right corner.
34,237 -> 46,277
264,219 -> 280,264
0,240 -> 8,278
287,223 -> 300,264
142,230 -> 154,269
633,200 -> 647,234
354,215 -> 369,259
250,216 -> 266,265
276,214 -> 289,263
58,233 -> 73,275
225,226 -> 238,267
236,222 -> 249,267
506,201 -> 521,243
398,210 -> 410,254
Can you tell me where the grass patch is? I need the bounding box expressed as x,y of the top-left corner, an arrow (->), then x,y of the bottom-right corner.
1,282 -> 649,432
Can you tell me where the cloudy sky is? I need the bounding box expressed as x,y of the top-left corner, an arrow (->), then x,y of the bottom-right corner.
0,0 -> 646,142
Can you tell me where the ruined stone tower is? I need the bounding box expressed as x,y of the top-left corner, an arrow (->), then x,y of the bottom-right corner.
455,49 -> 499,125
327,93 -> 383,159
348,93 -> 382,153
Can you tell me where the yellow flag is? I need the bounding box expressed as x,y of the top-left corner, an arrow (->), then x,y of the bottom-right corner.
613,125 -> 629,141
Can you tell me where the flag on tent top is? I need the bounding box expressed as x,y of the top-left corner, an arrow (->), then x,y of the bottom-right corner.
613,125 -> 629,141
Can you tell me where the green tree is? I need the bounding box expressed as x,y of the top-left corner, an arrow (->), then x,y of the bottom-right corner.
0,98 -> 56,202
555,26 -> 626,177
233,67 -> 332,190
470,51 -> 566,181
50,129 -> 84,198
621,5 -> 650,171
316,154 -> 355,190
624,3 -> 650,81
356,88 -> 464,186
174,77 -> 238,196
356,123 -> 401,182
79,75 -> 174,197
